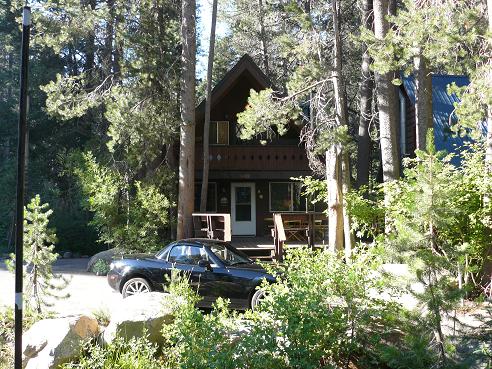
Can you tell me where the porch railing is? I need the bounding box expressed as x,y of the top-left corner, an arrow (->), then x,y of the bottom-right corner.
272,212 -> 327,261
192,213 -> 231,242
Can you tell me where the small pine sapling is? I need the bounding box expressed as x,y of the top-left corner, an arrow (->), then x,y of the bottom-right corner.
385,130 -> 465,365
7,195 -> 70,313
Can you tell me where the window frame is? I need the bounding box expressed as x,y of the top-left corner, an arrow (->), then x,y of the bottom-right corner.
210,121 -> 229,146
167,244 -> 208,265
269,182 -> 306,212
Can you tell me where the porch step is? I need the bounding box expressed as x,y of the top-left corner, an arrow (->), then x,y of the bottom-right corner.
237,246 -> 274,261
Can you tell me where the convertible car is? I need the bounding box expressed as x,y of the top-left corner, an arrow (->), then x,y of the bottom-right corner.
107,238 -> 274,310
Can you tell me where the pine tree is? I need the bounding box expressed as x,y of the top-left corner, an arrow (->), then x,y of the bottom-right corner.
177,0 -> 197,239
385,131 -> 464,365
7,196 -> 69,313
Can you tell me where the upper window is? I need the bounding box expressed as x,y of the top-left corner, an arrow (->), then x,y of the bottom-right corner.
269,182 -> 306,212
210,121 -> 229,145
168,245 -> 208,265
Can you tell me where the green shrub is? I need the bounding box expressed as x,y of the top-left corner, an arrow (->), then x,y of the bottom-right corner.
0,306 -> 51,369
161,271 -> 240,369
91,259 -> 110,275
61,335 -> 162,369
161,249 -> 440,369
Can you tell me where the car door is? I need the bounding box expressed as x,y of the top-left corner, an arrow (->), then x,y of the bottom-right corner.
167,244 -> 215,304
146,258 -> 173,291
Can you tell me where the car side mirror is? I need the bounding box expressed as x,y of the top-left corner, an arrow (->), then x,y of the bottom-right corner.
198,259 -> 213,271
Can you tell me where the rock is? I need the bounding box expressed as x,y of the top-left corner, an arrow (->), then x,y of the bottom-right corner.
103,292 -> 176,345
22,315 -> 99,369
62,251 -> 73,259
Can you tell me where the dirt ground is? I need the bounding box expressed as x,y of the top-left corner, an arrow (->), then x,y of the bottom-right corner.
0,258 -> 123,316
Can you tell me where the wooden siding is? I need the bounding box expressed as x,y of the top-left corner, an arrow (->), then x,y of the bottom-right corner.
196,145 -> 309,172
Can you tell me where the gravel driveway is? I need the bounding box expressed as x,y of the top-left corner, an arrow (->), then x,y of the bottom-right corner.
0,258 -> 123,316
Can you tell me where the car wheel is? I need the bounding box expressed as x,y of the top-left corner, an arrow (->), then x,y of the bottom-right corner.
250,288 -> 266,311
122,277 -> 151,298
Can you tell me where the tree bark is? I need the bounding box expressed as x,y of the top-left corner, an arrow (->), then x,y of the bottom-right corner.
177,0 -> 196,239
326,149 -> 344,253
356,0 -> 374,189
373,0 -> 400,182
200,0 -> 218,212
84,0 -> 96,74
331,0 -> 354,258
257,0 -> 270,76
486,0 -> 492,177
414,50 -> 433,151
104,0 -> 115,71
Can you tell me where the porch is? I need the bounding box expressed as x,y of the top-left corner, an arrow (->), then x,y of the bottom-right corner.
232,236 -> 327,261
192,212 -> 328,261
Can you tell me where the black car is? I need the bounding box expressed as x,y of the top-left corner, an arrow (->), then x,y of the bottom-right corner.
107,238 -> 274,310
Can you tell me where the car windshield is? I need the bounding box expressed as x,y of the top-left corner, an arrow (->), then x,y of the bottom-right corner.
208,242 -> 252,266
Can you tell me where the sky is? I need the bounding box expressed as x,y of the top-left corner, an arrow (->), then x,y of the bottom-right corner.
197,0 -> 228,78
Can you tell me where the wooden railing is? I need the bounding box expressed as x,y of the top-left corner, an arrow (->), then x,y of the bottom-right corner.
196,145 -> 309,172
192,213 -> 231,242
272,213 -> 286,261
271,212 -> 328,261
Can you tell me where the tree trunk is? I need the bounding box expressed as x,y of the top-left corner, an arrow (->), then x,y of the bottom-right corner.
257,0 -> 270,76
373,0 -> 400,182
414,50 -> 433,151
331,0 -> 354,257
356,0 -> 374,189
84,0 -> 96,74
200,0 -> 218,212
486,0 -> 492,177
104,0 -> 115,71
177,0 -> 196,239
326,149 -> 344,252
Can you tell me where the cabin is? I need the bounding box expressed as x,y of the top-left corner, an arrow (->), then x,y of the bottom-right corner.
398,74 -> 473,163
192,57 -> 476,256
194,55 -> 313,239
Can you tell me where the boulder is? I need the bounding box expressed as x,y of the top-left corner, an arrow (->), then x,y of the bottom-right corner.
62,251 -> 73,259
22,315 -> 99,369
103,292 -> 176,345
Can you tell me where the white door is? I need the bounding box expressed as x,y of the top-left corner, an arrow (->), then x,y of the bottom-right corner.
231,183 -> 256,236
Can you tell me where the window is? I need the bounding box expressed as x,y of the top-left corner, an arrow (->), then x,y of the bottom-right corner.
194,182 -> 217,212
269,182 -> 306,212
207,241 -> 251,266
168,245 -> 208,265
210,121 -> 229,145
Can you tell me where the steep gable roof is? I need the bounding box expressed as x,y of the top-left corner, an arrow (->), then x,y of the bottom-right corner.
195,54 -> 270,120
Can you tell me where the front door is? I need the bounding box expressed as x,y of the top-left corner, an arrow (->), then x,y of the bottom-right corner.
231,183 -> 256,235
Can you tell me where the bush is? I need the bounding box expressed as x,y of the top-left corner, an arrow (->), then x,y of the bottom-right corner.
0,307 -> 51,369
61,335 -> 162,369
161,248 -> 440,369
91,259 -> 110,276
